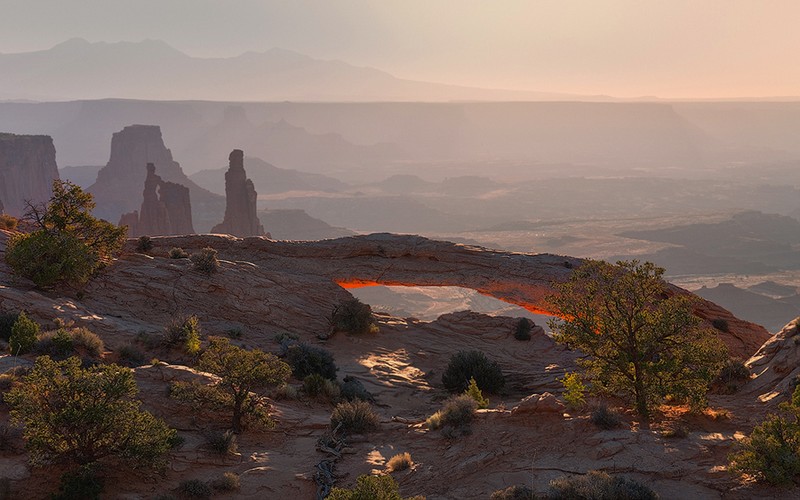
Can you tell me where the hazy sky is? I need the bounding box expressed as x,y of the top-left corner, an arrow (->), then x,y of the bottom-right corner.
1,0 -> 799,98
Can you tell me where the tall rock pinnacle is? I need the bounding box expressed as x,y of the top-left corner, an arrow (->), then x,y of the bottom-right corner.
119,163 -> 195,237
211,150 -> 264,237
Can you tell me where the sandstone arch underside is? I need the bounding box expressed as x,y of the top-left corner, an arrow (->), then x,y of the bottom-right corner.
136,233 -> 770,358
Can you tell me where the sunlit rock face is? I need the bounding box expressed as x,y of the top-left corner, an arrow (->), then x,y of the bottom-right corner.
125,233 -> 769,358
0,133 -> 59,217
210,149 -> 264,237
119,163 -> 194,237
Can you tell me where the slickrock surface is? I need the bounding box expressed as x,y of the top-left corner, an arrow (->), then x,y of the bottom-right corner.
211,149 -> 264,237
119,163 -> 194,237
0,133 -> 59,216
0,230 -> 792,499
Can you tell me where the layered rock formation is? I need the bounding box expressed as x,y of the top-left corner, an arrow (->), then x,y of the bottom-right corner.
119,163 -> 194,237
88,125 -> 222,230
210,149 -> 264,237
0,133 -> 59,216
123,233 -> 769,358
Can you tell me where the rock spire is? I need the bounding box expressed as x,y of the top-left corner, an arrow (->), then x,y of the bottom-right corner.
119,163 -> 194,237
210,150 -> 264,237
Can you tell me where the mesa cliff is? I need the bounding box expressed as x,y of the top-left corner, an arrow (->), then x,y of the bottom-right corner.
119,163 -> 194,237
88,125 -> 222,230
210,149 -> 264,237
0,133 -> 60,217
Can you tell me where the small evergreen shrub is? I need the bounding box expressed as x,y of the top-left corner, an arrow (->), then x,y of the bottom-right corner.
560,372 -> 586,409
711,318 -> 730,332
426,394 -> 477,434
178,479 -> 212,499
135,235 -> 153,253
303,374 -> 340,400
52,464 -> 103,500
329,298 -> 378,334
0,214 -> 18,231
714,358 -> 750,393
68,327 -> 104,358
118,343 -> 146,367
547,470 -> 658,500
386,452 -> 413,472
285,343 -> 338,380
441,350 -> 505,393
331,400 -> 379,434
8,311 -> 39,355
190,247 -> 219,274
169,247 -> 189,259
340,375 -> 374,402
590,405 -> 622,430
204,429 -> 237,456
210,472 -> 240,492
225,327 -> 243,339
729,386 -> 800,485
490,485 -> 538,500
163,315 -> 201,354
465,377 -> 489,409
0,311 -> 18,341
327,474 -> 421,500
34,328 -> 74,359
275,383 -> 299,400
514,318 -> 533,341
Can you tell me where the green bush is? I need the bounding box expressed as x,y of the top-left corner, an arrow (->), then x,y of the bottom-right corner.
441,350 -> 505,393
4,356 -> 176,467
169,247 -> 189,259
340,376 -> 374,402
118,343 -> 145,367
729,387 -> 800,485
178,479 -> 212,499
210,472 -> 240,492
331,400 -> 379,434
490,485 -> 538,500
464,377 -> 489,409
0,214 -> 18,231
329,298 -> 377,335
4,181 -> 125,289
327,474 -> 423,500
9,311 -> 39,355
0,311 -> 19,341
303,374 -> 340,400
135,236 -> 153,253
514,318 -> 533,341
52,464 -> 103,500
197,336 -> 291,432
711,318 -> 730,332
285,342 -> 338,380
190,247 -> 219,274
163,315 -> 201,354
34,328 -> 74,359
204,429 -> 237,456
36,327 -> 104,360
560,372 -> 587,409
547,470 -> 658,499
426,394 -> 477,434
590,405 -> 622,430
714,358 -> 750,394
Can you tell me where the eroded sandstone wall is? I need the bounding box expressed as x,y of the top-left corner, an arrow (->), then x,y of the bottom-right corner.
0,133 -> 59,216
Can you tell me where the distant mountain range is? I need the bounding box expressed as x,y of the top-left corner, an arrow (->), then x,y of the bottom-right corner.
0,38 -> 589,102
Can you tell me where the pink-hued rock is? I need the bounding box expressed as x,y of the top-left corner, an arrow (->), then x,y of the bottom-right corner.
511,392 -> 565,414
119,163 -> 194,237
0,133 -> 59,217
210,149 -> 264,237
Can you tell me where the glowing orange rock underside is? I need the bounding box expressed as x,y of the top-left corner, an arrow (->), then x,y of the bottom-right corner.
335,279 -> 558,317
